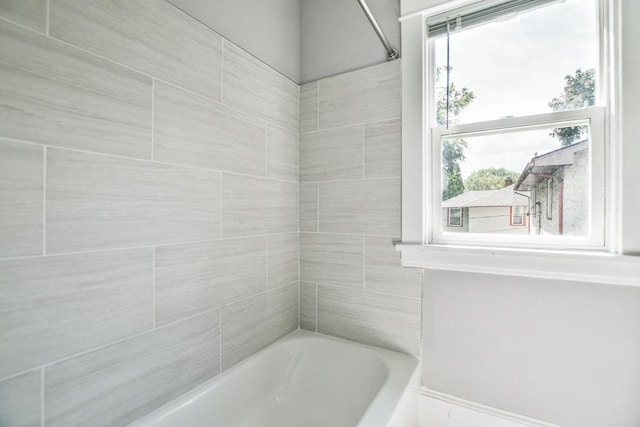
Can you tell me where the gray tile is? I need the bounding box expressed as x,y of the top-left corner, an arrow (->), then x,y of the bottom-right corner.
223,42 -> 298,132
155,238 -> 267,327
45,309 -> 220,427
267,125 -> 298,182
319,178 -> 400,236
300,233 -> 364,289
299,182 -> 318,232
268,233 -> 298,288
318,61 -> 401,130
0,140 -> 43,258
0,370 -> 41,427
317,285 -> 421,356
154,82 -> 266,175
365,236 -> 422,298
299,125 -> 363,182
0,249 -> 153,379
221,283 -> 297,370
46,149 -> 221,253
50,0 -> 222,100
364,118 -> 401,178
0,21 -> 152,159
300,281 -> 317,332
300,82 -> 318,133
0,0 -> 46,32
221,174 -> 297,237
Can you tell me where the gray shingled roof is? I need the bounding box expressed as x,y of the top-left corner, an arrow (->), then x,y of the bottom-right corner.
442,185 -> 529,208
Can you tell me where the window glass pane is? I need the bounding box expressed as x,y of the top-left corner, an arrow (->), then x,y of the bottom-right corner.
433,0 -> 598,125
441,125 -> 590,237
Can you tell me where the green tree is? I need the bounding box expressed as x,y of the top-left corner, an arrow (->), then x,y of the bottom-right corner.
464,168 -> 520,191
436,67 -> 476,200
548,68 -> 595,146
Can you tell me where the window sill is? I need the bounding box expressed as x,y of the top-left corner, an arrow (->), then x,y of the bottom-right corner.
395,243 -> 640,287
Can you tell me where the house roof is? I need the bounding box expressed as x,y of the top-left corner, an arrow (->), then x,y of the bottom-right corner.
442,184 -> 529,208
514,140 -> 588,191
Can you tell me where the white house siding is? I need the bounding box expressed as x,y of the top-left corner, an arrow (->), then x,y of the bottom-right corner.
562,149 -> 589,235
468,207 -> 528,234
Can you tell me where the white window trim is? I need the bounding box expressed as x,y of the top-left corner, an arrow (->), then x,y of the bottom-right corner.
447,207 -> 463,227
398,0 -> 640,287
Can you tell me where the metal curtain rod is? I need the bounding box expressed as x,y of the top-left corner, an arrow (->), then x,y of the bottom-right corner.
355,0 -> 399,61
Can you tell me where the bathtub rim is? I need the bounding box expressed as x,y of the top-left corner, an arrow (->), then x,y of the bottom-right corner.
130,329 -> 420,427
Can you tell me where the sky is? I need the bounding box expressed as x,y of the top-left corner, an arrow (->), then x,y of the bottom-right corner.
433,0 -> 598,180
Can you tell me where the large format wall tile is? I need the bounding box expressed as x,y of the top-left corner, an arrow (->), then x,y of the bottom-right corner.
319,178 -> 400,236
46,149 -> 221,253
221,174 -> 297,237
300,233 -> 364,289
0,141 -> 43,258
365,236 -> 422,298
0,0 -> 46,32
0,21 -> 152,159
0,249 -> 153,379
299,82 -> 318,133
223,42 -> 298,132
267,233 -> 298,288
299,281 -> 317,332
45,309 -> 220,427
267,125 -> 298,182
317,286 -> 421,356
221,283 -> 298,370
318,60 -> 401,129
364,118 -> 401,178
154,82 -> 266,175
155,238 -> 267,327
0,370 -> 41,427
299,182 -> 318,232
299,125 -> 363,182
50,0 -> 222,100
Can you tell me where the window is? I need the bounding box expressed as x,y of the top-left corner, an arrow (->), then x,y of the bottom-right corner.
448,207 -> 463,227
511,206 -> 525,226
397,0 -> 640,285
427,0 -> 604,250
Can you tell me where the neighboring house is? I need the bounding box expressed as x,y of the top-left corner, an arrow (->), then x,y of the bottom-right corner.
442,184 -> 530,234
514,140 -> 589,236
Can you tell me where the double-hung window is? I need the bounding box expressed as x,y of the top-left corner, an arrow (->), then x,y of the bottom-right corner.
397,0 -> 640,285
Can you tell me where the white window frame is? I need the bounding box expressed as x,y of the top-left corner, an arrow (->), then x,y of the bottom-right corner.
397,0 -> 640,286
447,207 -> 463,227
511,206 -> 525,226
431,108 -> 605,250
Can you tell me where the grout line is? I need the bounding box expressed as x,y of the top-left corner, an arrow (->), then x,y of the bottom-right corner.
45,0 -> 50,35
152,247 -> 156,329
303,115 -> 401,136
298,230 -> 400,239
151,78 -> 155,160
2,137 -> 300,185
40,367 -> 45,427
315,281 -> 422,301
0,232 -> 298,263
42,147 -> 47,256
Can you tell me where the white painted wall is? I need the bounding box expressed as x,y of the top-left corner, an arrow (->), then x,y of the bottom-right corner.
422,270 -> 640,427
300,0 -> 400,83
166,0 -> 300,82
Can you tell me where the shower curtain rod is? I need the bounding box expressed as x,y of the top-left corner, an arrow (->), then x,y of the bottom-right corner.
355,0 -> 399,61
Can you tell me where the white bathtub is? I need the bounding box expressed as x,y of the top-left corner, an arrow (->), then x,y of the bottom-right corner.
132,330 -> 420,427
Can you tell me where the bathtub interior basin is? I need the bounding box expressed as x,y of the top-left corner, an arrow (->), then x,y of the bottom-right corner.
132,330 -> 419,427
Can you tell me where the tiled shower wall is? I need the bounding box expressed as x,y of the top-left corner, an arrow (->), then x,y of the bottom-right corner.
0,1 -> 298,425
298,61 -> 422,357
